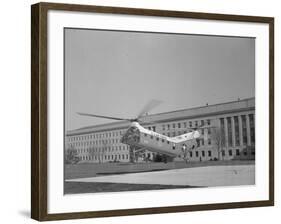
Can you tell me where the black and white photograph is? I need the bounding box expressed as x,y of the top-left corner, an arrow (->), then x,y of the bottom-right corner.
64,28 -> 256,194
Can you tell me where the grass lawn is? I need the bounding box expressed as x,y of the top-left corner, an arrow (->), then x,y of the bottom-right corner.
64,181 -> 197,194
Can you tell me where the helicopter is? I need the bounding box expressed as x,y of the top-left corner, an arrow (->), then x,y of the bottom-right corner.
78,100 -> 214,163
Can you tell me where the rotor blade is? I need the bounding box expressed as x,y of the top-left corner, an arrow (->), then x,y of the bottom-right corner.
137,99 -> 162,118
77,112 -> 132,121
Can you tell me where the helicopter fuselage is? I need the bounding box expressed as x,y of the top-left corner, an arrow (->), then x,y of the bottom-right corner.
121,122 -> 201,158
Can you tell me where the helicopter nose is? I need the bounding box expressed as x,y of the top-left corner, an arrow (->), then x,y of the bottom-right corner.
131,122 -> 138,127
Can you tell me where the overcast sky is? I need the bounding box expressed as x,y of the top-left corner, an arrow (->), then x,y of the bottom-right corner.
65,28 -> 255,131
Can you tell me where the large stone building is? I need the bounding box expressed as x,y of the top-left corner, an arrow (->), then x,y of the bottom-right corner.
66,97 -> 255,163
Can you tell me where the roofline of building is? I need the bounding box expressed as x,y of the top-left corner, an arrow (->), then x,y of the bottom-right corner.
152,97 -> 254,116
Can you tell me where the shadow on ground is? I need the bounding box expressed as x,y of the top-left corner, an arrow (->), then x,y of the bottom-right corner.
18,210 -> 30,218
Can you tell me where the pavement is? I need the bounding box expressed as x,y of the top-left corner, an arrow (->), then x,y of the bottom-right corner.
66,164 -> 255,187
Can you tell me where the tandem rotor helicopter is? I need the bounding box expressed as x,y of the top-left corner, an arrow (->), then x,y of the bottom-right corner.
78,100 -> 215,162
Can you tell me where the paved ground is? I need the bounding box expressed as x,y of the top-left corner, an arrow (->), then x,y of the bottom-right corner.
66,164 -> 255,187
65,160 -> 255,179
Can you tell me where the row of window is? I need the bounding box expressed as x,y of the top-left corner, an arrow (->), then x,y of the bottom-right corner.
188,148 -> 255,158
189,150 -> 212,158
81,154 -> 129,161
74,145 -> 129,154
161,119 -> 211,131
70,138 -> 121,147
143,132 -> 171,145
221,148 -> 255,157
197,139 -> 212,146
69,130 -> 125,142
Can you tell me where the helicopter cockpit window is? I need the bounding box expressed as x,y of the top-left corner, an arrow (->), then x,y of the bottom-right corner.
120,126 -> 140,145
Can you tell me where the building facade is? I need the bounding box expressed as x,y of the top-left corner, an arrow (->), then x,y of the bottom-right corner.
66,98 -> 255,163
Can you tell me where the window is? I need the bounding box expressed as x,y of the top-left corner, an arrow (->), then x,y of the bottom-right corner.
196,151 -> 199,157
167,124 -> 170,130
202,151 -> 205,157
232,116 -> 239,146
201,129 -> 204,135
151,135 -> 153,139
236,149 -> 240,156
167,140 -> 170,144
172,144 -> 176,150
173,123 -> 175,129
249,114 -> 255,145
220,118 -> 225,147
178,123 -> 181,128
195,121 -> 198,127
201,120 -> 204,126
162,138 -> 165,143
208,150 -> 212,157
242,115 -> 247,145
184,122 -> 187,128
208,139 -> 211,145
227,117 -> 233,146
156,137 -> 159,141
228,149 -> 233,156
189,151 -> 193,157
189,121 -> 192,127
222,150 -> 225,156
